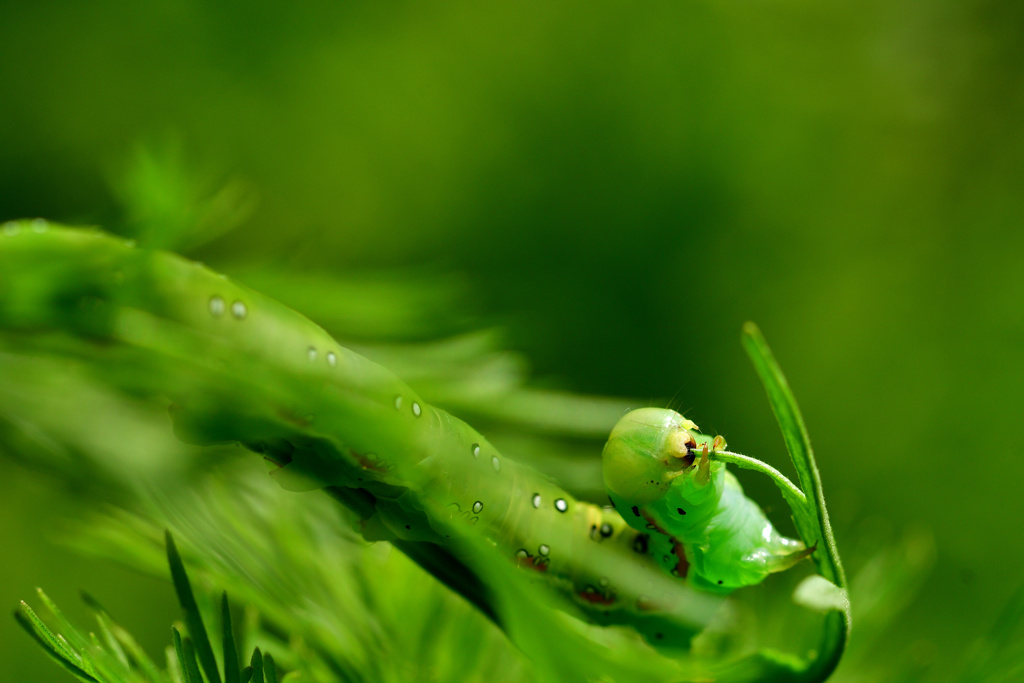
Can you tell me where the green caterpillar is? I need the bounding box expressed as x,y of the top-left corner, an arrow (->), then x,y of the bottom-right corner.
604,408 -> 810,594
0,220 -> 734,649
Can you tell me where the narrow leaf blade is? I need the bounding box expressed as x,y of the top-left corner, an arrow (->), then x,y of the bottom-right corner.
264,653 -> 278,683
182,635 -> 205,683
172,627 -> 197,683
222,592 -> 241,683
14,605 -> 99,683
741,322 -> 850,682
167,530 -> 222,683
250,648 -> 264,683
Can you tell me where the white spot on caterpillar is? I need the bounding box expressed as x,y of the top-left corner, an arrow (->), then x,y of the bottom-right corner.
327,351 -> 337,367
209,296 -> 226,317
231,300 -> 247,319
471,443 -> 480,458
412,401 -> 422,417
472,501 -> 483,513
554,498 -> 568,513
491,456 -> 500,472
532,493 -> 541,508
307,346 -> 317,362
31,218 -> 47,233
394,395 -> 403,410
538,544 -> 550,556
3,222 -> 20,235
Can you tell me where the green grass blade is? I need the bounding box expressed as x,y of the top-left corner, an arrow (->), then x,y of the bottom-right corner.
14,604 -> 99,683
222,592 -> 240,683
741,323 -> 846,580
36,588 -> 79,642
95,611 -> 131,669
19,599 -> 81,664
182,635 -> 206,683
741,322 -> 850,682
262,651 -> 278,683
241,667 -> 253,683
104,612 -> 164,681
172,627 -> 190,683
166,530 -> 222,683
173,626 -> 201,683
249,648 -> 264,683
167,645 -> 185,683
263,653 -> 277,683
37,589 -> 100,677
79,593 -> 160,683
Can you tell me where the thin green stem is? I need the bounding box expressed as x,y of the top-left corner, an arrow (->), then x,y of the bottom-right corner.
713,449 -> 807,511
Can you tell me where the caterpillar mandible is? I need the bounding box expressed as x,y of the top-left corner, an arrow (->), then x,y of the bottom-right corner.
604,407 -> 810,593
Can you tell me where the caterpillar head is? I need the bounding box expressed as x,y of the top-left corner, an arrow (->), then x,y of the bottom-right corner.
603,408 -> 725,505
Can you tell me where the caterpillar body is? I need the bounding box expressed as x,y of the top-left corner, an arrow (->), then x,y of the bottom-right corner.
0,221 -> 737,648
604,408 -> 810,594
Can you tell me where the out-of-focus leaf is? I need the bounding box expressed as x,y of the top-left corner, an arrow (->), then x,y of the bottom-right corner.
793,576 -> 849,614
958,584 -> 1024,683
110,139 -> 256,252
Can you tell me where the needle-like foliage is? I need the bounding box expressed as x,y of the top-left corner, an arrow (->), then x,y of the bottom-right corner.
18,533 -> 280,683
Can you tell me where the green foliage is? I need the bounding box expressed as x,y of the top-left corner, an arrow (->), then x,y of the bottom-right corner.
166,533 -> 221,683
78,476 -> 534,682
0,222 -> 859,680
109,138 -> 255,253
2,4 -> 1023,678
7,213 -> 967,683
17,533 -> 279,683
222,594 -> 240,683
0,145 -> 1004,683
7,267 -> 1018,681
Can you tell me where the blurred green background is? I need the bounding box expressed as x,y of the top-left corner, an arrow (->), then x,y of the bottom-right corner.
1,0 -> 1022,680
